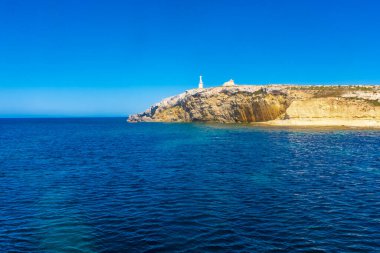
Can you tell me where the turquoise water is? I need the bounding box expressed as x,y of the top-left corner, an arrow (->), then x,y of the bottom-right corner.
0,118 -> 379,252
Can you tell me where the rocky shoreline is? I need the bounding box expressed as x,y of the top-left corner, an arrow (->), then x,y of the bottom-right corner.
127,85 -> 380,128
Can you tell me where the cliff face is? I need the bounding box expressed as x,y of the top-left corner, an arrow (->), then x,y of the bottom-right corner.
127,85 -> 380,127
128,86 -> 290,123
285,98 -> 380,119
268,96 -> 380,127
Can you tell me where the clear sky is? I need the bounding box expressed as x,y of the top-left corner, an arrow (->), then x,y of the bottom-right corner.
1,0 -> 380,117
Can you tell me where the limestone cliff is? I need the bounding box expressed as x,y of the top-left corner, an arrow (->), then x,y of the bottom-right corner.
127,85 -> 380,127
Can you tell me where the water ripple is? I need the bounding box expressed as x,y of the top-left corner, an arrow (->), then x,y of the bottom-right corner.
0,118 -> 379,252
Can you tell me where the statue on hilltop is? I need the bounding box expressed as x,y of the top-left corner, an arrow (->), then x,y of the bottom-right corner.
198,75 -> 204,89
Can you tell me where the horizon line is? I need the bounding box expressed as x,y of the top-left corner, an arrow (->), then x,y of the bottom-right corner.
0,116 -> 128,119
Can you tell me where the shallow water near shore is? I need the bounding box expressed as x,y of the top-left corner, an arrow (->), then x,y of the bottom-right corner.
1,118 -> 379,252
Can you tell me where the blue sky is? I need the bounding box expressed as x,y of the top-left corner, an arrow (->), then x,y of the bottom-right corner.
1,0 -> 380,117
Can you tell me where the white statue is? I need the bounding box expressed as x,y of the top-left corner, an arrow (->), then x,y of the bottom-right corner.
199,75 -> 204,89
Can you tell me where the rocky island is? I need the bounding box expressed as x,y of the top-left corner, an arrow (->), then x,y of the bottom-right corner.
128,79 -> 380,127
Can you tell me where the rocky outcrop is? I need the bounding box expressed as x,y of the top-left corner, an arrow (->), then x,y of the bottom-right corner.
127,85 -> 380,127
128,86 -> 290,123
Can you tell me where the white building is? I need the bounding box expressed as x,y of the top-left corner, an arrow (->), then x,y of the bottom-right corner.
223,79 -> 235,87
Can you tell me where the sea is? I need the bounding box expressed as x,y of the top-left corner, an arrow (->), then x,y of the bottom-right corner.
0,118 -> 379,253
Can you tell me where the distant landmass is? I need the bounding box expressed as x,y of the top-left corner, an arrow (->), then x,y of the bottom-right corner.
128,81 -> 380,127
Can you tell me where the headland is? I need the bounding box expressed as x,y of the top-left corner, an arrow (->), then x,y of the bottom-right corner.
128,80 -> 380,128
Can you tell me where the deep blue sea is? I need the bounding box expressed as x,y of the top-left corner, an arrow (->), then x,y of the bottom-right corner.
1,118 -> 379,253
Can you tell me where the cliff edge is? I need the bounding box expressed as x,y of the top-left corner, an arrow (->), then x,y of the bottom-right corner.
127,85 -> 380,127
